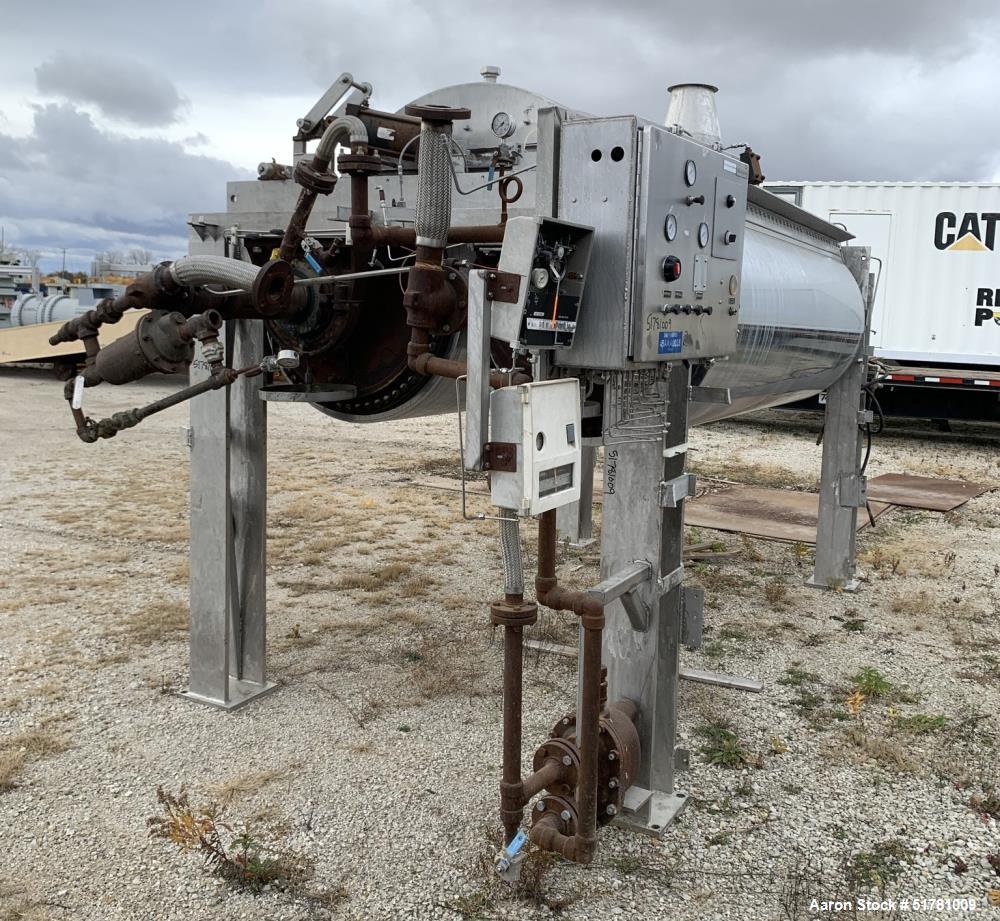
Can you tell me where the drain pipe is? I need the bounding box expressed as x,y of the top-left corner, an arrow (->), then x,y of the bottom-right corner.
491,510 -> 538,845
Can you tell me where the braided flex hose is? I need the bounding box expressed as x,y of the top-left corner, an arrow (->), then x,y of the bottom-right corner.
169,256 -> 259,291
498,510 -> 524,597
414,121 -> 455,249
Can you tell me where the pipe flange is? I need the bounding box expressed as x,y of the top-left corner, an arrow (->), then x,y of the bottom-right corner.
551,712 -> 576,740
252,260 -> 295,317
336,152 -> 383,175
404,104 -> 471,123
294,158 -> 338,195
531,795 -> 578,836
490,598 -> 538,628
532,738 -> 579,796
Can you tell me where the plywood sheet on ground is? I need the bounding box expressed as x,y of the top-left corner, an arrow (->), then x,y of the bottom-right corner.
685,485 -> 889,544
866,473 -> 989,512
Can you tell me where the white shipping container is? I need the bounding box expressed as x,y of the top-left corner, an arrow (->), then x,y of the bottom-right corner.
764,182 -> 1000,369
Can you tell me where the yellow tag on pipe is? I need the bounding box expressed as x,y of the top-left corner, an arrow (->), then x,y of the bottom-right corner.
269,248 -> 281,261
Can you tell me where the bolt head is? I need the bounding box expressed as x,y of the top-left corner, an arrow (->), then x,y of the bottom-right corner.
535,802 -> 545,811
560,810 -> 571,822
608,778 -> 619,789
606,805 -> 617,816
561,755 -> 572,766
608,751 -> 617,761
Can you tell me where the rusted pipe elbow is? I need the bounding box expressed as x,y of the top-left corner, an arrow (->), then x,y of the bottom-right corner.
528,819 -> 598,865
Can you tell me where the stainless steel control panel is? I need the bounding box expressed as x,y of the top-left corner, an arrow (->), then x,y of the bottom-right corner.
555,118 -> 748,369
632,126 -> 748,362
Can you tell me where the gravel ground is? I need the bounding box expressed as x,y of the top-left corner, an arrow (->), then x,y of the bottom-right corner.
1,366 -> 998,921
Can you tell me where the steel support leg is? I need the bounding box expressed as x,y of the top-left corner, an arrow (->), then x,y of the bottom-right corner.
556,443 -> 596,546
809,247 -> 873,593
183,320 -> 276,709
602,365 -> 691,835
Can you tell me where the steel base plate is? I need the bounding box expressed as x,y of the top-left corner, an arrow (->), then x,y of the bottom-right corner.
804,575 -> 860,593
259,384 -> 357,403
615,790 -> 689,837
180,679 -> 279,711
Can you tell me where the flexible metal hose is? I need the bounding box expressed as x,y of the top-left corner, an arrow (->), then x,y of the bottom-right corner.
315,115 -> 368,162
498,510 -> 524,597
414,122 -> 454,248
169,256 -> 259,291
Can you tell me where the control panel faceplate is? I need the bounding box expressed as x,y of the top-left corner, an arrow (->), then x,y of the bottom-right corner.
554,118 -> 748,369
631,127 -> 748,362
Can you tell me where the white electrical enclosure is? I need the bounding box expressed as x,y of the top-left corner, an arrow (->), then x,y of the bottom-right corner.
488,379 -> 582,516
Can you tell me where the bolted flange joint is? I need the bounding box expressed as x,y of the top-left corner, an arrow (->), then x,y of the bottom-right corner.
294,158 -> 338,196
490,597 -> 538,628
336,152 -> 383,175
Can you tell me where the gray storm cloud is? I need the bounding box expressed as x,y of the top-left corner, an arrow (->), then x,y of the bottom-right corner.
0,104 -> 250,264
35,52 -> 188,126
2,0 -> 1000,270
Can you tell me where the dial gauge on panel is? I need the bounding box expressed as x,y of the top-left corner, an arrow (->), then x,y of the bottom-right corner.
663,212 -> 678,242
698,222 -> 710,248
531,267 -> 550,289
684,159 -> 697,186
490,111 -> 515,139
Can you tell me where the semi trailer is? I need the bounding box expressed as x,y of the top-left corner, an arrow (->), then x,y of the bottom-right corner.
766,181 -> 1000,420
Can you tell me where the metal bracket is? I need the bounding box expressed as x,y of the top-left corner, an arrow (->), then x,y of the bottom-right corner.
678,667 -> 764,693
588,562 -> 652,632
689,385 -> 732,405
839,473 -> 868,509
486,271 -> 522,304
656,564 -> 684,597
658,474 -> 696,508
857,409 -> 874,425
482,441 -> 517,472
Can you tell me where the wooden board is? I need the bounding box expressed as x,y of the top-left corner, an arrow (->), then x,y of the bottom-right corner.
866,473 -> 989,512
685,485 -> 889,544
0,310 -> 145,364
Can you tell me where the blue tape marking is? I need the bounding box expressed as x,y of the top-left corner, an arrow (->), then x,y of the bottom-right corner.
506,829 -> 527,857
658,330 -> 684,354
304,253 -> 322,274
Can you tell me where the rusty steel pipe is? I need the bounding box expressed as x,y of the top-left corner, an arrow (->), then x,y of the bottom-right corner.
520,757 -> 564,802
491,590 -> 538,846
373,224 -> 506,248
528,509 -> 606,864
500,622 -> 525,844
406,328 -> 530,389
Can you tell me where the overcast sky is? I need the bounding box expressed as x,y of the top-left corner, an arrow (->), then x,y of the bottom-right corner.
1,0 -> 998,271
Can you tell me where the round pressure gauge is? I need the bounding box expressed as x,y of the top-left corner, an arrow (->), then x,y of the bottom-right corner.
531,267 -> 550,289
684,159 -> 697,187
663,212 -> 678,242
698,221 -> 710,248
729,274 -> 739,296
491,111 -> 515,139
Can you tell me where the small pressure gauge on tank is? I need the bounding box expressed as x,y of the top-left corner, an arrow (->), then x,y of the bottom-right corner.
684,159 -> 697,187
491,111 -> 515,139
531,267 -> 550,289
664,212 -> 678,242
698,221 -> 710,248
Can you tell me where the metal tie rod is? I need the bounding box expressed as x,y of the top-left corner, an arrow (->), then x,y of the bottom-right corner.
294,265 -> 411,287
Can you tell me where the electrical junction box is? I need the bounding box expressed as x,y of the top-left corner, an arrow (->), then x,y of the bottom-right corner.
490,216 -> 594,350
488,379 -> 582,516
554,118 -> 748,369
